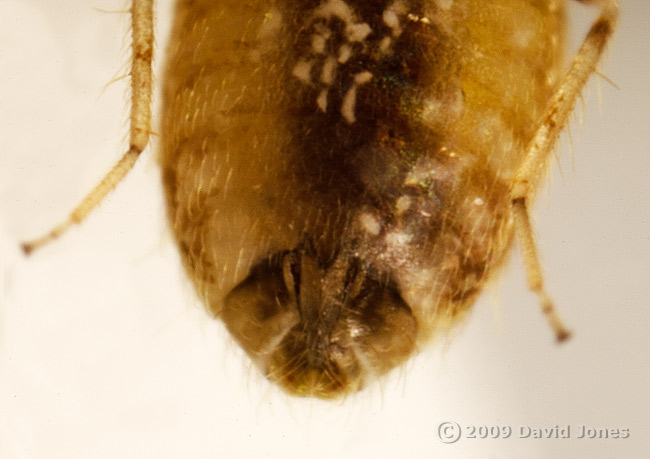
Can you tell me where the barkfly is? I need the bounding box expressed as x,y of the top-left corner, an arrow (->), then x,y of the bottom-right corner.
22,0 -> 618,398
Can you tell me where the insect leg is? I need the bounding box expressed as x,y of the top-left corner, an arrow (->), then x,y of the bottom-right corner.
510,0 -> 619,341
21,0 -> 155,254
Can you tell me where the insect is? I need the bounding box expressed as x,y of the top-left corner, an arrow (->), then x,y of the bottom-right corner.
22,0 -> 618,398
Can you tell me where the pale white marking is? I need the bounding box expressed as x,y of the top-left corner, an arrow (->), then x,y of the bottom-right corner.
348,324 -> 362,338
379,36 -> 392,54
473,197 -> 485,206
382,9 -> 400,30
317,89 -> 328,112
321,56 -> 337,84
395,196 -> 412,215
340,72 -> 373,123
315,0 -> 353,23
359,213 -> 381,235
313,0 -> 372,46
385,231 -> 412,247
434,0 -> 453,10
384,1 -> 408,36
338,44 -> 352,63
341,85 -> 358,123
312,34 -> 328,54
354,71 -> 373,85
407,13 -> 431,24
292,60 -> 313,83
346,22 -> 372,42
311,25 -> 332,54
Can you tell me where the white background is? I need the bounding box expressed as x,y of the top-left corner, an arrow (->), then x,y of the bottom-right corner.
1,1 -> 649,458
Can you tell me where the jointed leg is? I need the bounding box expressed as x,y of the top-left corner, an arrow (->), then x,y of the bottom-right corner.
22,0 -> 155,254
512,198 -> 571,341
510,0 -> 619,341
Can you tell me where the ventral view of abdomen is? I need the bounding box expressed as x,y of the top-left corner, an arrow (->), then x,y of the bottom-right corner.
160,0 -> 617,398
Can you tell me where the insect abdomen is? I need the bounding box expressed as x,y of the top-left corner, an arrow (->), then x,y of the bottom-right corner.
161,0 -> 565,397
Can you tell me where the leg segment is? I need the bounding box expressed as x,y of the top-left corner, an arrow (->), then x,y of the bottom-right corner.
510,0 -> 618,341
22,0 -> 155,254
